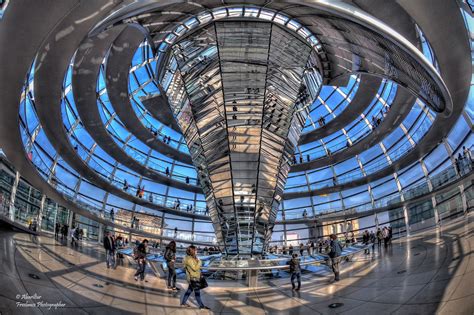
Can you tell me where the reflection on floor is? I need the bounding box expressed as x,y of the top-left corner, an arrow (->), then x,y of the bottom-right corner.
0,214 -> 472,315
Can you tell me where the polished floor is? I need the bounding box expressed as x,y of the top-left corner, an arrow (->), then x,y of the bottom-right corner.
0,215 -> 472,315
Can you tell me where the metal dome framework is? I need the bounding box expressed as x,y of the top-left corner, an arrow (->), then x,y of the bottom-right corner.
0,0 -> 471,250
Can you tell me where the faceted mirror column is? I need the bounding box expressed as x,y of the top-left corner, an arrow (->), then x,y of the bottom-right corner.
166,21 -> 321,256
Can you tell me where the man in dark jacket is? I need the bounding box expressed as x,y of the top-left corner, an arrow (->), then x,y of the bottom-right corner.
329,234 -> 343,281
369,231 -> 376,253
388,227 -> 393,246
55,222 -> 60,239
289,253 -> 302,290
164,241 -> 179,290
363,231 -> 370,254
103,231 -> 116,269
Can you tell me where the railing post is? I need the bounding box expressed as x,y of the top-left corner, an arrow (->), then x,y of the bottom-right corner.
403,205 -> 410,237
459,183 -> 469,215
52,202 -> 58,236
374,212 -> 379,230
431,196 -> 440,227
67,210 -> 74,234
247,270 -> 258,288
98,223 -> 104,244
37,194 -> 46,232
8,171 -> 20,221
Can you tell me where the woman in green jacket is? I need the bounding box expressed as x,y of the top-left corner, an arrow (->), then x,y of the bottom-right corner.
180,245 -> 210,309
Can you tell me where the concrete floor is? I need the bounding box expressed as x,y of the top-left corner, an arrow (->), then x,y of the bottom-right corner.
0,214 -> 472,315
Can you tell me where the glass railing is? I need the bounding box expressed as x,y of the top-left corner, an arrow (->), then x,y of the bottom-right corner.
23,124 -> 207,215
23,118 -> 474,225
303,78 -> 360,132
281,159 -> 473,221
297,101 -> 394,162
287,115 -> 438,192
67,114 -> 198,186
0,199 -> 40,229
131,101 -> 189,153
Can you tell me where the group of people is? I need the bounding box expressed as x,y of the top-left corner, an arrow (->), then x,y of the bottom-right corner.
268,238 -> 344,256
55,222 -> 70,240
102,232 -> 128,269
454,145 -> 473,176
99,227 -> 397,308
164,243 -> 210,309
121,180 -> 145,199
288,233 -> 344,288
131,216 -> 140,229
317,115 -> 326,127
372,104 -> 391,129
104,237 -> 211,310
135,185 -> 145,199
357,227 -> 393,253
70,226 -> 87,246
173,199 -> 181,210
201,246 -> 221,255
162,135 -> 172,145
293,154 -> 311,164
54,222 -> 86,246
27,217 -> 38,231
268,227 -> 393,258
376,226 -> 393,248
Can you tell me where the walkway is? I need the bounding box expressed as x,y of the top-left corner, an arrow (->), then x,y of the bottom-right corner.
0,214 -> 472,314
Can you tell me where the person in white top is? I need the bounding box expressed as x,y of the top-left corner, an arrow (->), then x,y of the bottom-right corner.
382,227 -> 389,248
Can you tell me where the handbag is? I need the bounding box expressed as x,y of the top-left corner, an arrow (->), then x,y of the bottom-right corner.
199,276 -> 208,289
190,276 -> 208,290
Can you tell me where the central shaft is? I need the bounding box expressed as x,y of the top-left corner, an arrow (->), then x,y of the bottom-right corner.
165,20 -> 322,256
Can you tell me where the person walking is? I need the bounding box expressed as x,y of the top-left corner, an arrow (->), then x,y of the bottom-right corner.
463,145 -> 472,162
369,230 -> 376,254
289,253 -> 301,290
164,241 -> 179,291
134,239 -> 148,281
388,227 -> 393,247
115,236 -> 125,266
54,222 -> 60,239
383,227 -> 389,248
63,224 -> 69,241
299,243 -> 304,256
329,234 -> 343,281
181,245 -> 210,309
103,231 -> 116,269
362,230 -> 370,254
71,226 -> 79,246
376,228 -> 383,249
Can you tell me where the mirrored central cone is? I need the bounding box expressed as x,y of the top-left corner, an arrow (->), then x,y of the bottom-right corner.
165,21 -> 322,255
